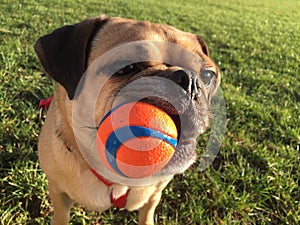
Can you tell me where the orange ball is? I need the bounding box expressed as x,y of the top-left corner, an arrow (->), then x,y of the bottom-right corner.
96,102 -> 177,178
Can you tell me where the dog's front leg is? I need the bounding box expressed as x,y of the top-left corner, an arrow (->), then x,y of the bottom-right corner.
48,179 -> 73,225
138,190 -> 162,225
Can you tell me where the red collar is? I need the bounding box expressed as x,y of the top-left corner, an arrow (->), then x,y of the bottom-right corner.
90,168 -> 129,208
39,96 -> 54,109
39,97 -> 129,208
90,168 -> 114,186
39,96 -> 54,119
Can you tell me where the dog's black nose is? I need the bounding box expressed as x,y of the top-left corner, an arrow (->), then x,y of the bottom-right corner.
171,70 -> 201,100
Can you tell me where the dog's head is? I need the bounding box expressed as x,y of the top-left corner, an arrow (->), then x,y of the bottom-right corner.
35,15 -> 220,179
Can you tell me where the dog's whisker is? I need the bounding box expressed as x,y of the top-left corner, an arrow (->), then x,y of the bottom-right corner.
80,126 -> 98,130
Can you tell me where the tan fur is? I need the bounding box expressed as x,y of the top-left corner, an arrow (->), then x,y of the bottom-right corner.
37,16 -> 219,225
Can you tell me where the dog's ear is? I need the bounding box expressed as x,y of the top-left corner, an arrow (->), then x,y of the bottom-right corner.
197,35 -> 209,56
34,16 -> 109,99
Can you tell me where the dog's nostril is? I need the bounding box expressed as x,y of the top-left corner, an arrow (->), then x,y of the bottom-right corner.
171,70 -> 201,100
171,70 -> 190,92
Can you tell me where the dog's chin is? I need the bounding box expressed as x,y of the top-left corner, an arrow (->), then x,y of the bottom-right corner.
159,139 -> 197,175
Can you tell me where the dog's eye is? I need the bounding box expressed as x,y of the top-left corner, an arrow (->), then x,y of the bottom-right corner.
200,69 -> 216,88
114,63 -> 143,76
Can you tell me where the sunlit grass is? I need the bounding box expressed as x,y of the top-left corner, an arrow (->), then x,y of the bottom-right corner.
0,0 -> 299,224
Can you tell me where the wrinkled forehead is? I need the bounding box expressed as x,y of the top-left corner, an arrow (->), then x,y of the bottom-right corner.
88,19 -> 206,72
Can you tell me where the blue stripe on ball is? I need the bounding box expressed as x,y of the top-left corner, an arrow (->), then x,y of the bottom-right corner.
105,126 -> 178,177
98,102 -> 130,126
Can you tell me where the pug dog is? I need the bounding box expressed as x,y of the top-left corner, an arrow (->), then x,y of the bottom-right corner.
34,15 -> 220,225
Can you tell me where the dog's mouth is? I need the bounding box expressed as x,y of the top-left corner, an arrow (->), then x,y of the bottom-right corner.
140,97 -> 182,140
139,96 -> 203,175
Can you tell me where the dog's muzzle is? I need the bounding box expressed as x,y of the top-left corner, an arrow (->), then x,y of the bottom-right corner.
126,69 -> 210,176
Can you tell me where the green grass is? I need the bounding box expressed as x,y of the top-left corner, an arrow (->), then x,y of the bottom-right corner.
0,0 -> 299,224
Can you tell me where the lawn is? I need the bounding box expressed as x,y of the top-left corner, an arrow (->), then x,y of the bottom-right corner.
0,0 -> 299,224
